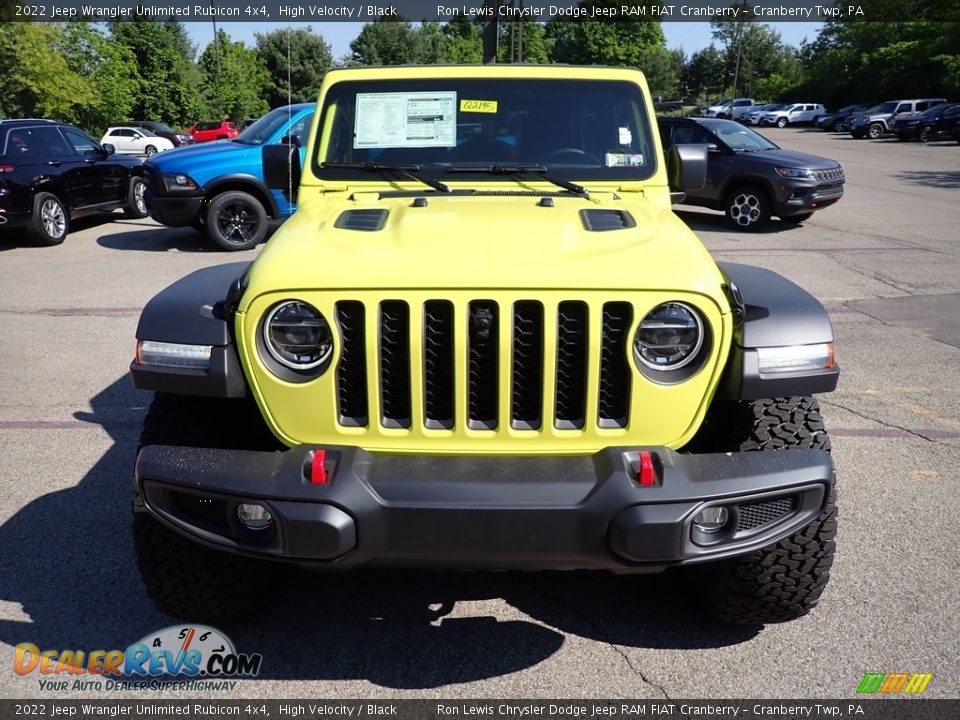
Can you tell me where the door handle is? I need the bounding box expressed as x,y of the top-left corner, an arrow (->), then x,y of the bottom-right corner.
46,161 -> 61,167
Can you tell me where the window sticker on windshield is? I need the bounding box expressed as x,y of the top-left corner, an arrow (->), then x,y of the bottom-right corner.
618,126 -> 632,145
605,153 -> 644,167
354,92 -> 457,149
460,99 -> 498,114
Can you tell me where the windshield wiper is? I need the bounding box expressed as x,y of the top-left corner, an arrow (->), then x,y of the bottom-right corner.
446,165 -> 589,198
322,161 -> 450,193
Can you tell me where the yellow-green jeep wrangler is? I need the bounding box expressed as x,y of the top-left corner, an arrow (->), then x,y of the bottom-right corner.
130,66 -> 839,625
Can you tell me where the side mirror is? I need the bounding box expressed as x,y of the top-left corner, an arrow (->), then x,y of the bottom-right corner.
706,143 -> 720,153
102,143 -> 115,156
667,143 -> 708,192
280,134 -> 302,148
263,144 -> 301,200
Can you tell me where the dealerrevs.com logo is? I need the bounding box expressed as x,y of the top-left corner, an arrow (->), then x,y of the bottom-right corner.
14,625 -> 262,692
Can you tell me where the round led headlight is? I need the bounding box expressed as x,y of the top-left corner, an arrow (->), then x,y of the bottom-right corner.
634,302 -> 704,371
263,300 -> 333,371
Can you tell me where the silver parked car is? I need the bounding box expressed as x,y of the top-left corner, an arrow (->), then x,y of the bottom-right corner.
761,104 -> 826,128
848,98 -> 948,139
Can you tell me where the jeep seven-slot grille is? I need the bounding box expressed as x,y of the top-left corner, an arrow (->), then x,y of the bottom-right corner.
333,300 -> 634,431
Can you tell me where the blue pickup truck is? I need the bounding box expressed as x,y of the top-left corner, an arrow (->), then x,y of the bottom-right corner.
143,103 -> 314,250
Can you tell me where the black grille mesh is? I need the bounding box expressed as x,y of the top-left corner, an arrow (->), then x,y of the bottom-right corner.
736,496 -> 798,532
598,302 -> 633,427
335,301 -> 368,426
555,302 -> 588,429
379,301 -> 411,428
511,301 -> 544,430
423,301 -> 455,429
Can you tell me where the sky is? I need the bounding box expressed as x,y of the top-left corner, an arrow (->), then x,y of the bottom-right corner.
184,21 -> 823,63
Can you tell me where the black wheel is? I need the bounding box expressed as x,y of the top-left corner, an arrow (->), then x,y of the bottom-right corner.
918,126 -> 932,142
685,396 -> 837,625
28,191 -> 68,246
124,177 -> 149,219
144,144 -> 158,156
780,211 -> 814,225
776,117 -> 788,128
204,190 -> 268,251
867,122 -> 884,139
725,184 -> 771,231
831,119 -> 844,132
133,393 -> 283,621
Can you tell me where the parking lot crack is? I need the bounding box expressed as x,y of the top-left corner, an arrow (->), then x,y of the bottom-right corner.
822,398 -> 940,444
827,253 -> 913,295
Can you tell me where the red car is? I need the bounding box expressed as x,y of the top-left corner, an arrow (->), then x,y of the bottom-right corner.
186,121 -> 238,143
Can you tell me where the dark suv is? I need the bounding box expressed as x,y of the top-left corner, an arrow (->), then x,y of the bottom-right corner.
659,117 -> 844,230
0,119 -> 148,246
894,103 -> 960,141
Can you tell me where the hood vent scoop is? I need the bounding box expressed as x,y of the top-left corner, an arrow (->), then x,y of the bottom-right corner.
335,209 -> 389,232
580,209 -> 636,232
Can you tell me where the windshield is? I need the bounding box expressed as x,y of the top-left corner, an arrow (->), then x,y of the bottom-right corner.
710,121 -> 779,151
138,128 -> 158,137
315,78 -> 657,182
151,123 -> 174,133
236,107 -> 300,145
765,104 -> 788,112
875,102 -> 898,114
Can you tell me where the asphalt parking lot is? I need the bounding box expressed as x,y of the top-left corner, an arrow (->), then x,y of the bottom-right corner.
1,128 -> 958,701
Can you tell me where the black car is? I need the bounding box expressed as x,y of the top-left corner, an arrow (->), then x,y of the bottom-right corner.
814,103 -> 874,132
0,119 -> 147,246
894,103 -> 960,141
659,117 -> 844,230
127,121 -> 193,147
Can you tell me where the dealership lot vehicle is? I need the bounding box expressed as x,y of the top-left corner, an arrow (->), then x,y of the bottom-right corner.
188,120 -> 239,142
894,102 -> 960,141
849,98 -> 947,139
100,126 -> 175,156
144,103 -> 315,250
0,119 -> 147,245
761,103 -> 825,128
659,117 -> 844,230
126,120 -> 194,148
814,103 -> 874,132
2,124 -> 959,699
743,103 -> 785,126
129,66 -> 840,627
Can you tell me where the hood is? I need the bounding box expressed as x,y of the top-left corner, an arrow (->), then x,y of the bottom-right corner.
750,149 -> 840,171
145,140 -> 247,169
242,192 -> 727,303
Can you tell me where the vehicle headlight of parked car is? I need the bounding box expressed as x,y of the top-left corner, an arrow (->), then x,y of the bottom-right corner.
162,174 -> 200,192
775,167 -> 813,179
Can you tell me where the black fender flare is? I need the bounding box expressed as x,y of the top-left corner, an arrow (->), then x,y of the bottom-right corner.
204,175 -> 281,218
716,262 -> 839,400
130,262 -> 251,398
717,173 -> 778,209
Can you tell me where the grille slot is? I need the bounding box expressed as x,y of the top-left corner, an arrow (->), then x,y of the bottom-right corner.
423,300 -> 455,429
468,300 -> 499,430
379,301 -> 411,428
511,301 -> 544,430
555,301 -> 588,429
598,302 -> 633,428
736,496 -> 798,532
335,301 -> 368,427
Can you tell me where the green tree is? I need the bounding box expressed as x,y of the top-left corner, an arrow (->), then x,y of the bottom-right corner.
198,30 -> 271,122
256,27 -> 333,107
110,19 -> 201,126
349,19 -> 419,65
0,23 -> 95,122
498,21 -> 554,64
683,45 -> 727,103
547,3 -> 665,66
441,15 -> 484,63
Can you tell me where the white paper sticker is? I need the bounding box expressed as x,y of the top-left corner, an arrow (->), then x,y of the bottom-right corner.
618,126 -> 633,146
354,92 -> 457,149
605,153 -> 645,167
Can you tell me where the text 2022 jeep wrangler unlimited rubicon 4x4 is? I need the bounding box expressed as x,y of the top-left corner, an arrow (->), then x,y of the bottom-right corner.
129,66 -> 839,625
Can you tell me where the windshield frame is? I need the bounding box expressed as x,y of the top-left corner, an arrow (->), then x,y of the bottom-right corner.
236,105 -> 310,146
310,77 -> 659,186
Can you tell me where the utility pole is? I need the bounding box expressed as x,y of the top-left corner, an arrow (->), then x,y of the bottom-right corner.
482,0 -> 498,64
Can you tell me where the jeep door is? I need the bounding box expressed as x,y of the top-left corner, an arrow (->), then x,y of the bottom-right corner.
661,123 -> 723,206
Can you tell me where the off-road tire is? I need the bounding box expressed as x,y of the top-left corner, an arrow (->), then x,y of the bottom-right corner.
867,122 -> 884,139
204,190 -> 268,251
686,396 -> 837,625
28,191 -> 69,246
725,184 -> 771,231
133,393 -> 283,621
124,177 -> 149,219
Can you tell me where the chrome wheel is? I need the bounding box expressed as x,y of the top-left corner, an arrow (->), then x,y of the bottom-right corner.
133,180 -> 147,215
41,198 -> 66,239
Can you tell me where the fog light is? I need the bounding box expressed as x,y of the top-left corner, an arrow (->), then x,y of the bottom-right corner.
237,503 -> 272,530
693,506 -> 729,534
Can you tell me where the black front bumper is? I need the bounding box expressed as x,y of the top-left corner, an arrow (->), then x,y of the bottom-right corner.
135,445 -> 832,572
144,189 -> 204,227
774,178 -> 844,216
